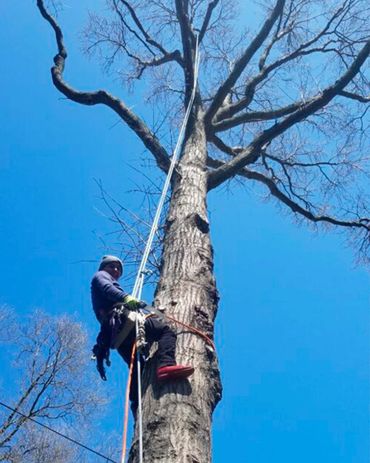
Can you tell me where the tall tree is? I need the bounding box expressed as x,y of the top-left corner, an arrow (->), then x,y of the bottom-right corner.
36,1 -> 369,461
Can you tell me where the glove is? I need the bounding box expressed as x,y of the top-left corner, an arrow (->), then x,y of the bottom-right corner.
123,295 -> 142,310
92,344 -> 111,381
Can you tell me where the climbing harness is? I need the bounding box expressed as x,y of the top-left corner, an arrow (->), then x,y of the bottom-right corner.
120,38 -> 202,463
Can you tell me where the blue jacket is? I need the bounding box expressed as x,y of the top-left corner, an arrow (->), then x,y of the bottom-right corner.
91,270 -> 128,322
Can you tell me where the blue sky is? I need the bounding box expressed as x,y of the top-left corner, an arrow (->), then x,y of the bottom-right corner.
0,2 -> 369,462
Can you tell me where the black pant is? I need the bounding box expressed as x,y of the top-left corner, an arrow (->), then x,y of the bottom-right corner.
117,317 -> 176,407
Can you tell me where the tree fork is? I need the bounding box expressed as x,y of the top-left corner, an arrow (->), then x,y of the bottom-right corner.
129,114 -> 222,463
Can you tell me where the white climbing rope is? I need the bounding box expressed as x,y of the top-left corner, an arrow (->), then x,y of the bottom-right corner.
131,41 -> 200,300
124,38 -> 201,463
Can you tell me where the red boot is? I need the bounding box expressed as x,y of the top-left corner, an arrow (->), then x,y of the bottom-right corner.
157,364 -> 194,381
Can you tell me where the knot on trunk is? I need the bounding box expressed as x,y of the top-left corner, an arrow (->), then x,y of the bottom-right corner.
191,213 -> 209,234
194,305 -> 211,332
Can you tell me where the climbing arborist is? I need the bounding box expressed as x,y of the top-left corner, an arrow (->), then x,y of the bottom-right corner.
91,255 -> 194,404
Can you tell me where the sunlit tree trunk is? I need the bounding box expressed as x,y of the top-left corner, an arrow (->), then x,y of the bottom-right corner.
130,113 -> 222,463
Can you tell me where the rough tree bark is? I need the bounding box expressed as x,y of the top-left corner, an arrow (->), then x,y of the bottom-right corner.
35,1 -> 370,462
135,113 -> 221,463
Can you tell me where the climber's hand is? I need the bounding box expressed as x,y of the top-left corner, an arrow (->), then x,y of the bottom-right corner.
92,344 -> 111,381
123,295 -> 142,310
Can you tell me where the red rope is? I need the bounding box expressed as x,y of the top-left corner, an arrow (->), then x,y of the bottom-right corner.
165,314 -> 215,351
121,341 -> 136,463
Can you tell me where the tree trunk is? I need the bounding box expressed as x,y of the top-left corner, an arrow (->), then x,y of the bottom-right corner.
129,113 -> 222,463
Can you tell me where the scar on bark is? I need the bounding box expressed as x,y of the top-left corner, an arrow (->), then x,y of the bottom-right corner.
191,213 -> 210,233
165,213 -> 209,234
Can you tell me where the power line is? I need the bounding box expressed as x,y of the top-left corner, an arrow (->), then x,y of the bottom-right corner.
0,400 -> 117,463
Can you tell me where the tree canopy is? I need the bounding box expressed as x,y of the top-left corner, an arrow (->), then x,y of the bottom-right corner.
37,0 -> 370,263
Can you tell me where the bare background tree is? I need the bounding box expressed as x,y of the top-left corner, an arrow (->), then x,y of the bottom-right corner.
35,1 -> 369,462
0,309 -> 115,463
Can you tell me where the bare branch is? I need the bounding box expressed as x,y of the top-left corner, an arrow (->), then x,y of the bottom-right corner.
212,100 -> 303,132
207,39 -> 370,189
214,0 -> 367,123
36,0 -> 171,173
208,133 -> 243,156
198,1 -> 220,44
204,0 -> 286,125
113,0 -> 184,74
339,90 -> 370,103
118,0 -> 181,60
134,51 -> 184,79
175,0 -> 197,104
94,177 -> 165,285
207,157 -> 370,232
